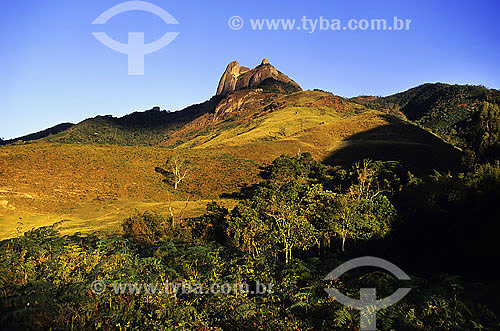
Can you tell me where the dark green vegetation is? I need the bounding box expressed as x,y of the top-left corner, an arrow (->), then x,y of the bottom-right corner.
0,122 -> 74,145
353,83 -> 500,159
2,153 -> 500,330
257,77 -> 303,94
43,99 -> 222,146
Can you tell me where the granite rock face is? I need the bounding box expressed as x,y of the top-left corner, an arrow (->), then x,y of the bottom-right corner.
216,59 -> 301,96
216,61 -> 240,96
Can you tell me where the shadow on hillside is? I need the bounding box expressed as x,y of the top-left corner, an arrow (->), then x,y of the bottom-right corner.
324,115 -> 463,174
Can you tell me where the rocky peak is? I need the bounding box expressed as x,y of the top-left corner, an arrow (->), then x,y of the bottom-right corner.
216,58 -> 301,96
216,61 -> 239,96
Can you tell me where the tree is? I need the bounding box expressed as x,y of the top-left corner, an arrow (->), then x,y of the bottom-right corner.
332,192 -> 395,251
227,203 -> 271,259
155,155 -> 191,228
304,184 -> 341,254
228,182 -> 317,264
189,202 -> 229,244
264,183 -> 317,263
305,160 -> 396,252
259,152 -> 327,186
155,156 -> 189,190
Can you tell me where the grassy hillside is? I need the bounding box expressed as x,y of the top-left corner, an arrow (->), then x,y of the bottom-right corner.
0,88 -> 467,239
163,90 -> 377,148
0,143 -> 258,239
0,121 -> 461,240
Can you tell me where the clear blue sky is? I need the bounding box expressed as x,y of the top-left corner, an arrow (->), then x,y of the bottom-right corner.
1,0 -> 499,139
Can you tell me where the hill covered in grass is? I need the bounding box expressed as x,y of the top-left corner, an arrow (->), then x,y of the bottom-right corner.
1,59 -> 480,239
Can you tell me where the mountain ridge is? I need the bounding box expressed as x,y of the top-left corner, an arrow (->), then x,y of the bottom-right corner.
2,60 -> 486,238
2,60 -> 499,163
0,122 -> 74,146
351,82 -> 500,149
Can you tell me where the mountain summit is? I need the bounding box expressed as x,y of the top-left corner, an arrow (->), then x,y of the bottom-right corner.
216,58 -> 302,96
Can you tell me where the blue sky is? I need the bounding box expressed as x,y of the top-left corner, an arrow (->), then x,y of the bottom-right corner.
1,0 -> 499,139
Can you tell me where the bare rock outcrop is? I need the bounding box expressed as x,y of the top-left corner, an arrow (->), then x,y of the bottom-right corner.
216,61 -> 240,96
216,59 -> 301,96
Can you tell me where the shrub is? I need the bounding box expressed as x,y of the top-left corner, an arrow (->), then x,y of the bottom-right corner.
122,211 -> 168,243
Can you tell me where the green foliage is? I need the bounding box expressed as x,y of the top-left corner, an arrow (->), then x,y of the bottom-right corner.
263,182 -> 318,263
302,160 -> 396,252
260,152 -> 328,186
228,156 -> 396,259
363,83 -> 500,153
258,78 -> 302,94
470,102 -> 500,162
1,154 -> 500,330
188,201 -> 229,244
227,202 -> 271,259
228,181 -> 318,263
2,223 -> 497,330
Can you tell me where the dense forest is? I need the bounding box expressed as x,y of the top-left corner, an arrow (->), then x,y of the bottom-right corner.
2,143 -> 500,329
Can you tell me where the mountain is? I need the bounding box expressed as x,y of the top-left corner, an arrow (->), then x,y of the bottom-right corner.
8,70 -> 496,159
1,60 -> 465,171
216,58 -> 301,96
0,58 -> 478,239
352,83 -> 500,149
